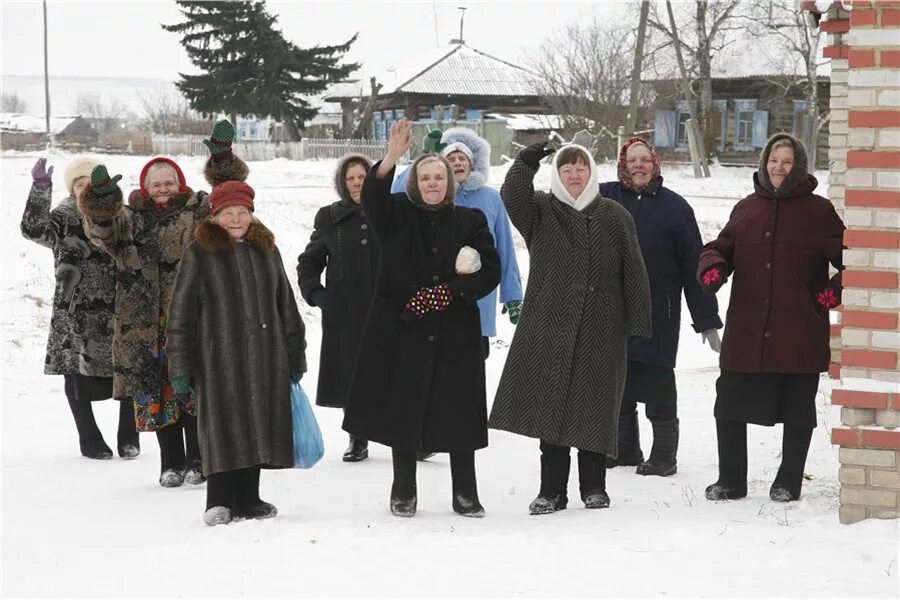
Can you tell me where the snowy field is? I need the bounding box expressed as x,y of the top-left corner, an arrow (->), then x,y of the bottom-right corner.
1,152 -> 897,598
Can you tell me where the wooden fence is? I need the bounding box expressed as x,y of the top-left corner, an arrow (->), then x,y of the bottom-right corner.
151,135 -> 389,161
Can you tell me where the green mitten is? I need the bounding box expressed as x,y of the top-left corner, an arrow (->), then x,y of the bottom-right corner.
423,129 -> 446,153
171,375 -> 191,395
203,119 -> 236,157
502,300 -> 522,325
89,165 -> 122,196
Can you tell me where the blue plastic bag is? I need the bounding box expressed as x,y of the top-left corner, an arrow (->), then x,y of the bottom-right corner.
291,382 -> 324,469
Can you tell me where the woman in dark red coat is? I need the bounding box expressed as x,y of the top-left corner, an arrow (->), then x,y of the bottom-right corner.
697,133 -> 844,503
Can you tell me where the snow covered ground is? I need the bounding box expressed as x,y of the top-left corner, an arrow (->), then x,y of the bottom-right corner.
1,152 -> 897,598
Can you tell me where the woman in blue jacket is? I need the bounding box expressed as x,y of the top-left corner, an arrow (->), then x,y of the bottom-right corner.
392,127 -> 523,358
600,137 -> 723,477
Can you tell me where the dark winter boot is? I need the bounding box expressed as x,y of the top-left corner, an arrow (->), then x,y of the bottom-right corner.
182,414 -> 205,485
706,419 -> 748,501
578,450 -> 610,509
235,466 -> 277,519
204,470 -> 236,526
450,451 -> 485,518
416,451 -> 436,461
390,449 -> 417,517
770,425 -> 814,502
66,395 -> 113,460
156,422 -> 186,488
637,418 -> 679,477
342,436 -> 369,462
116,400 -> 140,459
529,441 -> 570,515
607,411 -> 644,468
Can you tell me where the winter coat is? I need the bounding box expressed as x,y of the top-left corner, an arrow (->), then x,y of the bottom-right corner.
20,186 -> 116,378
488,153 -> 652,456
698,133 -> 844,374
342,164 -> 501,452
297,156 -> 379,408
77,156 -> 249,431
165,220 -> 306,476
392,128 -> 523,337
599,177 -> 722,368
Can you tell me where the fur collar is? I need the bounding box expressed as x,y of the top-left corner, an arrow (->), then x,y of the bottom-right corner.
440,127 -> 492,193
128,188 -> 196,212
549,144 -> 600,212
194,219 -> 276,253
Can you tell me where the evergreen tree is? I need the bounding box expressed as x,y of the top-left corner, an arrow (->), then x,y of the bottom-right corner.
163,1 -> 358,140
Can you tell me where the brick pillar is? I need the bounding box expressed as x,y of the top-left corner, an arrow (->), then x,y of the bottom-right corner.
827,0 -> 900,525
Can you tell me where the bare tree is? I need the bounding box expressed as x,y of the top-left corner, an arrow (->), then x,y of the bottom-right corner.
137,89 -> 214,135
645,0 -> 743,153
744,0 -> 829,166
351,77 -> 383,139
75,93 -> 128,132
1,92 -> 28,113
527,18 -> 648,152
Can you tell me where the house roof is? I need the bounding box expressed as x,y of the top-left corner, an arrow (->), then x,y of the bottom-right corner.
486,113 -> 565,131
0,113 -> 82,135
325,43 -> 540,101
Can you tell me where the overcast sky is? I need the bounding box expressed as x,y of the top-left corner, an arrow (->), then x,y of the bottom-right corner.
1,1 -> 633,81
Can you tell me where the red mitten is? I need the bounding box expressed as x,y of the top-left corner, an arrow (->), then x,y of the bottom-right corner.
404,283 -> 453,318
700,266 -> 726,294
816,287 -> 840,311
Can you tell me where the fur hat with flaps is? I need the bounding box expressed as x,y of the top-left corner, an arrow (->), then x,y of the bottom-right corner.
758,133 -> 809,199
617,137 -> 661,192
549,144 -> 600,212
334,154 -> 372,204
438,127 -> 491,192
64,156 -> 101,195
404,154 -> 456,209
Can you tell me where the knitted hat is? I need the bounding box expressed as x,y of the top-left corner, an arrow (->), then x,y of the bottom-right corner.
209,181 -> 255,215
63,156 -> 101,195
617,137 -> 661,192
89,165 -> 122,197
423,129 -> 447,153
441,141 -> 473,163
203,119 -> 236,157
139,157 -> 188,198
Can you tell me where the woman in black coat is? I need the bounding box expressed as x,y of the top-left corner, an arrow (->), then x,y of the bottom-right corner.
297,154 -> 378,462
343,119 -> 501,518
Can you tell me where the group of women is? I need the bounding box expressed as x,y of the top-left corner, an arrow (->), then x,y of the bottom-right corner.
21,115 -> 844,525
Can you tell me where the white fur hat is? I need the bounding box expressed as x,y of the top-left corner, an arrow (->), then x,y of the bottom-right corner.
63,156 -> 101,195
441,141 -> 474,163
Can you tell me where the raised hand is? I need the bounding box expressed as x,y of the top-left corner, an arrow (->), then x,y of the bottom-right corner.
387,119 -> 415,160
203,119 -> 236,161
520,141 -> 555,167
32,157 -> 53,190
89,165 -> 123,197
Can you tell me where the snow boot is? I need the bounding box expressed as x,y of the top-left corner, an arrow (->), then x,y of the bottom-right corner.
67,395 -> 112,459
116,400 -> 140,459
636,418 -> 679,477
185,461 -> 205,485
450,451 -> 485,518
157,422 -> 186,488
182,414 -> 205,484
203,506 -> 232,526
391,449 -> 418,517
607,411 -> 644,468
530,441 -> 570,515
769,425 -> 813,502
234,466 -> 277,520
342,436 -> 369,462
706,419 -> 748,501
416,451 -> 436,461
159,469 -> 185,488
578,450 -> 610,509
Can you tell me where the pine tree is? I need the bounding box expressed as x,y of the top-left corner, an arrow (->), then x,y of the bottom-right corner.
163,1 -> 358,140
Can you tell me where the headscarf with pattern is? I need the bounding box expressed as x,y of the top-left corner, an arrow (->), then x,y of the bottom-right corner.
617,137 -> 662,192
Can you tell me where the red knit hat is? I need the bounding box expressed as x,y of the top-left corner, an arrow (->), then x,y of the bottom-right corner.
209,181 -> 255,214
139,157 -> 188,197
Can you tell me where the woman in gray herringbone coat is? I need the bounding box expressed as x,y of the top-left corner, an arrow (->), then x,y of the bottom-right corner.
488,142 -> 652,515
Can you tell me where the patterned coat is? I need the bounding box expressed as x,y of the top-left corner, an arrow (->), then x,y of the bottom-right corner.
20,186 -> 115,378
488,157 -> 652,456
77,156 -> 248,431
166,220 -> 306,476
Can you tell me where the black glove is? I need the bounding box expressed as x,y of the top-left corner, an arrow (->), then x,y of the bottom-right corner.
520,142 -> 555,167
311,288 -> 326,309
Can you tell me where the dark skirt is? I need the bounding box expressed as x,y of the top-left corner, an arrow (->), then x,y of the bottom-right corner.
64,374 -> 113,403
714,371 -> 819,429
622,360 -> 677,407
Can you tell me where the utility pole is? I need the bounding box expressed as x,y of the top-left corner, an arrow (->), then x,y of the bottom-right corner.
665,0 -> 709,178
450,6 -> 467,45
626,0 -> 650,136
43,0 -> 51,140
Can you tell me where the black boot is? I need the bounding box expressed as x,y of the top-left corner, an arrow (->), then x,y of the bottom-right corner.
607,411 -> 644,468
416,451 -> 436,461
156,422 -> 186,488
116,400 -> 140,459
182,414 -> 205,484
390,448 -> 417,517
706,419 -> 748,501
450,451 -> 484,518
770,425 -> 813,502
204,470 -> 236,526
66,394 -> 112,460
342,436 -> 369,462
529,441 -> 570,515
637,418 -> 679,477
235,466 -> 276,519
578,450 -> 610,509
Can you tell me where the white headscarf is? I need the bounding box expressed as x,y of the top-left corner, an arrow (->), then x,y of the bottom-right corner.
549,144 -> 600,212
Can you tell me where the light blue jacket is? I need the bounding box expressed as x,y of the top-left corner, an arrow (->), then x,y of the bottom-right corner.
392,129 -> 522,337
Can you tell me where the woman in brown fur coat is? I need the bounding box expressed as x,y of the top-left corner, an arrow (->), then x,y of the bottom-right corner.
166,181 -> 307,526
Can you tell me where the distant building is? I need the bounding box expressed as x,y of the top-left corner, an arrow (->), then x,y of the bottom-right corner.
0,113 -> 96,151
